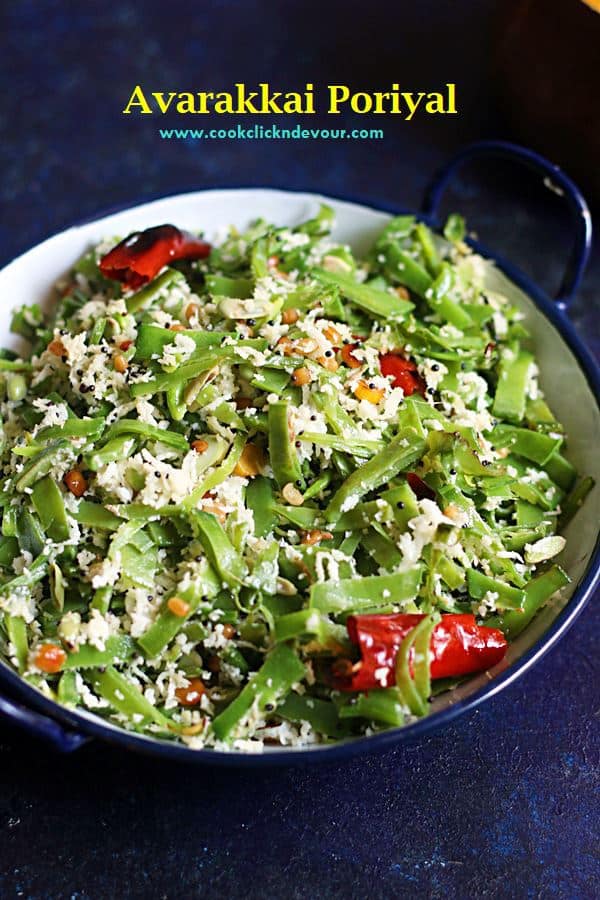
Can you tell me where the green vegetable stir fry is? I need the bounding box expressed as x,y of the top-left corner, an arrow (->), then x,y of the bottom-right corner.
0,207 -> 592,751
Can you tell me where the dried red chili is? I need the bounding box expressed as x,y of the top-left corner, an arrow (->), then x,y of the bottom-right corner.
334,613 -> 507,692
99,225 -> 211,289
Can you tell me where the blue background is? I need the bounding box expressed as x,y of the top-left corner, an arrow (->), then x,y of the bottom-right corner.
0,1 -> 598,897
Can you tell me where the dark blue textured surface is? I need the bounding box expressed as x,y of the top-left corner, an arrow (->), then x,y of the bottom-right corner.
0,2 -> 598,897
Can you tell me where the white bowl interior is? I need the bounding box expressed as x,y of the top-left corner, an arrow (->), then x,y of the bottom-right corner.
0,189 -> 597,744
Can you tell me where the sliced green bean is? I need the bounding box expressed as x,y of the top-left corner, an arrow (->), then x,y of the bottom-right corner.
424,264 -> 473,330
415,222 -> 442,276
192,510 -> 248,587
181,433 -> 246,511
126,268 -> 185,313
5,615 -> 28,672
491,425 -> 562,466
14,439 -> 72,492
88,666 -> 172,729
73,500 -> 122,530
314,268 -> 414,320
395,614 -> 436,716
85,434 -> 137,472
486,565 -> 570,639
138,560 -> 220,657
325,428 -> 425,523
101,419 -> 189,453
492,349 -> 534,424
64,635 -> 135,669
268,400 -> 304,489
383,244 -> 432,298
310,567 -> 423,614
31,477 -> 69,542
211,644 -> 305,742
338,687 -> 406,727
467,570 -> 526,610
245,476 -> 276,537
278,692 -> 345,738
37,417 -> 105,443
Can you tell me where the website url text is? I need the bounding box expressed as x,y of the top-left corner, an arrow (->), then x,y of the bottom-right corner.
158,124 -> 384,141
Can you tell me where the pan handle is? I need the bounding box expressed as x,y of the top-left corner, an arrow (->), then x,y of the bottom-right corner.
421,140 -> 592,310
0,690 -> 89,752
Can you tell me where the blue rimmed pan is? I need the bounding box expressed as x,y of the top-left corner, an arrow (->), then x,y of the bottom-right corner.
0,141 -> 597,765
